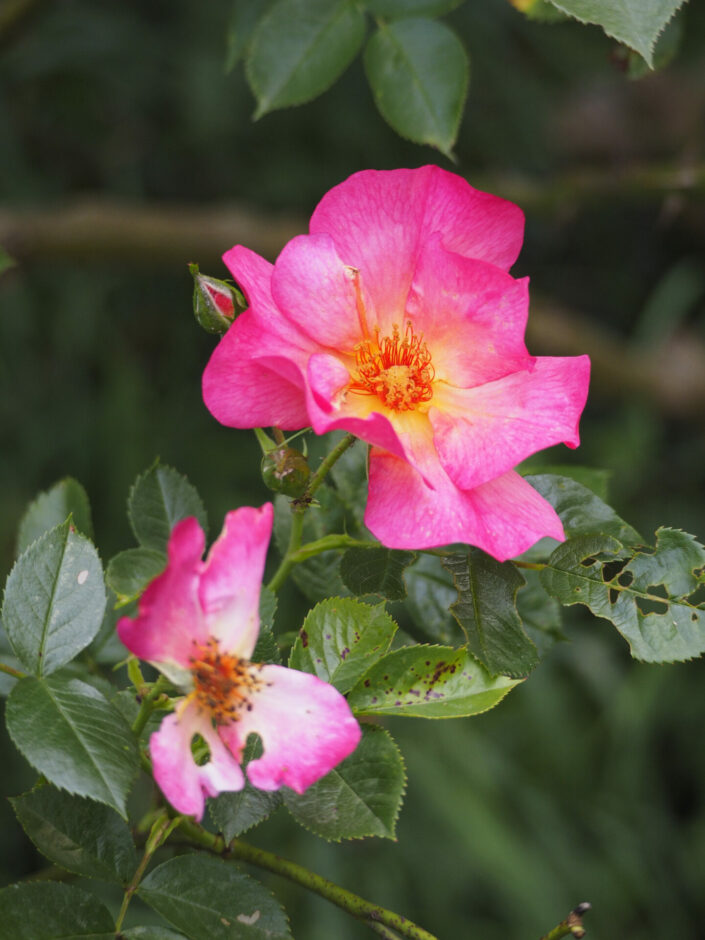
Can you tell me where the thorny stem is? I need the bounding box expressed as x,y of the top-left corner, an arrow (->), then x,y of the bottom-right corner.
540,903 -> 591,940
267,434 -> 357,593
114,813 -> 181,932
0,661 -> 26,679
177,818 -> 438,940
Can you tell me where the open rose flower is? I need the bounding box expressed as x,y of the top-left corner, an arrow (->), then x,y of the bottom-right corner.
203,166 -> 590,560
117,505 -> 361,820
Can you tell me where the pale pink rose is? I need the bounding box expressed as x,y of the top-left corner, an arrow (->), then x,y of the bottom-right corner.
117,506 -> 360,820
203,166 -> 590,560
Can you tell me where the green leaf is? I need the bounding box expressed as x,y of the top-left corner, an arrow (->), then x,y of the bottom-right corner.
548,0 -> 685,66
289,597 -> 398,693
525,473 -> 642,546
401,554 -> 465,645
106,548 -> 166,603
348,645 -> 521,717
0,245 -> 16,276
328,437 -> 368,532
210,737 -> 282,841
283,724 -> 405,841
0,882 -> 114,939
259,586 -> 277,631
10,786 -> 137,883
366,0 -> 463,16
443,551 -> 539,678
364,17 -> 469,156
139,855 -> 292,939
540,528 -> 705,662
226,0 -> 271,72
122,930 -> 187,940
246,0 -> 366,117
16,477 -> 93,555
516,568 -> 565,657
5,676 -> 139,817
128,461 -> 207,553
340,547 -> 415,600
0,621 -> 22,697
520,463 -> 610,501
3,520 -> 106,677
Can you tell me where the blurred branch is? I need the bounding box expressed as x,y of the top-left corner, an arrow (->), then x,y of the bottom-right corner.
540,902 -> 591,940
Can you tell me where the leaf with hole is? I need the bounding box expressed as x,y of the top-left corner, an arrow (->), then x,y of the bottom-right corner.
283,724 -> 405,840
3,520 -> 106,677
540,528 -> 705,662
5,675 -> 139,816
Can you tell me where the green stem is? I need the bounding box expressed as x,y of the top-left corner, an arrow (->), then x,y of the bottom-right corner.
177,819 -> 437,940
114,813 -> 180,932
131,675 -> 171,737
266,434 -> 357,593
512,560 -> 547,571
291,534 -> 376,562
0,661 -> 26,680
540,903 -> 591,940
272,427 -> 286,446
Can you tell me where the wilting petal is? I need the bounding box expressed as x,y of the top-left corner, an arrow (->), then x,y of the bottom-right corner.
310,166 -> 525,332
366,448 -> 564,560
405,236 -> 532,386
199,505 -> 273,658
431,355 -> 591,491
150,698 -> 245,820
117,517 -> 206,669
218,666 -> 361,793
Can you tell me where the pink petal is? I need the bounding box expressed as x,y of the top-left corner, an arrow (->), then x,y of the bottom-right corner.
150,698 -> 245,820
365,449 -> 564,560
405,235 -> 532,385
309,166 -> 525,331
272,234 -> 376,352
117,517 -> 207,669
431,355 -> 591,491
202,246 -> 314,430
218,666 -> 361,793
199,505 -> 273,658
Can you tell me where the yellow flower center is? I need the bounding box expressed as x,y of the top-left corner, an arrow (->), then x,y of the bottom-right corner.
189,637 -> 266,725
350,322 -> 435,412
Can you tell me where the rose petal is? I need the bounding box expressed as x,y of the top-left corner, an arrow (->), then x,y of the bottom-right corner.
150,698 -> 245,820
117,517 -> 206,670
431,355 -> 591,491
365,448 -> 564,560
218,665 -> 361,793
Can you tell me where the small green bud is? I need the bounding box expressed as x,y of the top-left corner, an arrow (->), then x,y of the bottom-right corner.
261,446 -> 311,498
189,262 -> 245,335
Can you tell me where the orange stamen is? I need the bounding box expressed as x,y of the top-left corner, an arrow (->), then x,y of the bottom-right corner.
349,321 -> 435,412
189,637 -> 267,725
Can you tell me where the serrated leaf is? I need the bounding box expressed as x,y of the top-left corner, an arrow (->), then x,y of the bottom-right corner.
283,724 -> 405,841
10,786 -> 137,883
348,645 -> 520,717
0,882 -> 114,939
340,547 -> 415,600
246,0 -> 365,117
210,737 -> 282,841
364,17 -> 469,156
106,548 -> 166,603
16,478 -> 93,555
3,520 -> 106,677
548,0 -> 685,66
516,568 -> 565,657
139,855 -> 292,939
443,551 -> 538,678
401,554 -> 465,645
289,597 -> 397,693
5,676 -> 139,817
540,528 -> 705,662
226,0 -> 271,72
0,621 -> 22,697
366,0 -> 463,16
128,462 -> 207,553
526,473 -> 642,545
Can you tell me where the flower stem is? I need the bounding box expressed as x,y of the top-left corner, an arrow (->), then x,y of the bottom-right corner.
291,533 -> 376,562
131,675 -> 171,737
114,812 -> 180,932
177,818 -> 437,940
267,433 -> 357,593
513,560 -> 547,571
0,661 -> 26,680
540,903 -> 591,940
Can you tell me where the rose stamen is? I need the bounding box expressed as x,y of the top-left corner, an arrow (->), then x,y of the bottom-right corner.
189,636 -> 266,725
349,321 -> 435,411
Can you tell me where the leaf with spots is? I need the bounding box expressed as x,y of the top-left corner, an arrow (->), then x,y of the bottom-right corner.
2,520 -> 106,677
128,461 -> 208,553
16,477 -> 93,556
348,645 -> 521,718
288,597 -> 398,693
540,528 -> 705,662
283,725 -> 405,841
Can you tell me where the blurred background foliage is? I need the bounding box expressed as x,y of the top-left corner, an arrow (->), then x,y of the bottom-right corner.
1,0 -> 705,937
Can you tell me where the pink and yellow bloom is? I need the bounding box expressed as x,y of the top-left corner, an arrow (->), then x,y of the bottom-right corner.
117,505 -> 360,820
203,166 -> 590,560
